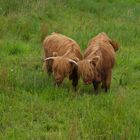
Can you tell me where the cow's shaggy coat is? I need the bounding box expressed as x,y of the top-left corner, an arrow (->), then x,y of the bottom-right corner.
77,32 -> 119,93
43,33 -> 82,89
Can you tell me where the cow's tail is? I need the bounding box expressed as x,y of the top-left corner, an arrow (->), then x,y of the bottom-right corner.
109,40 -> 119,52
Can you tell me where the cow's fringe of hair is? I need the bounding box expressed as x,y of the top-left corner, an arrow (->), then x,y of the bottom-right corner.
78,60 -> 95,80
55,58 -> 71,77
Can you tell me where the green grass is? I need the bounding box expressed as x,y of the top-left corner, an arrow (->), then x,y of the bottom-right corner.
0,0 -> 140,139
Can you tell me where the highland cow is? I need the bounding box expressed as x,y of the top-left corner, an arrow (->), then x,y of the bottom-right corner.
77,32 -> 119,93
43,33 -> 82,90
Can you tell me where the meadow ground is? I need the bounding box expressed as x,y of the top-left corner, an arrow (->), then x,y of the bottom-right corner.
0,0 -> 140,139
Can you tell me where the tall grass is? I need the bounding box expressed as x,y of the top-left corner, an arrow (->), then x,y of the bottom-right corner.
0,0 -> 140,139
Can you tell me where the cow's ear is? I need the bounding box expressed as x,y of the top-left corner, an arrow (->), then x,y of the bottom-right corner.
89,56 -> 100,67
72,57 -> 79,62
53,52 -> 58,57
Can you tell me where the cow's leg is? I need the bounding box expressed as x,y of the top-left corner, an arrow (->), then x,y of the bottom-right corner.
70,66 -> 79,91
42,61 -> 52,75
46,61 -> 53,76
104,69 -> 112,92
101,80 -> 106,89
72,77 -> 78,91
69,74 -> 72,80
93,81 -> 100,94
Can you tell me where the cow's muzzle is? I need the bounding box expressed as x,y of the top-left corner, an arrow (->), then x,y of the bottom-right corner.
84,80 -> 92,85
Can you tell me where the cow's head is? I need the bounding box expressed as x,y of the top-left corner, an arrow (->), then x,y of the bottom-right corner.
44,56 -> 78,86
77,56 -> 100,85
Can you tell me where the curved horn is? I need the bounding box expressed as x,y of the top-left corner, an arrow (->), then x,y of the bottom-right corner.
68,59 -> 78,66
44,57 -> 56,61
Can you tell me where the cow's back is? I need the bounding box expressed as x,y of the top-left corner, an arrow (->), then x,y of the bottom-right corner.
43,33 -> 82,59
84,33 -> 116,68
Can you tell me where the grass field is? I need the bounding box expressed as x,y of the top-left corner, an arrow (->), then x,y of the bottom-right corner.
0,0 -> 140,139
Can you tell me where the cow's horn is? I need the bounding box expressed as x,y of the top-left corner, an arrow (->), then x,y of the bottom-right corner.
44,57 -> 56,61
68,59 -> 78,66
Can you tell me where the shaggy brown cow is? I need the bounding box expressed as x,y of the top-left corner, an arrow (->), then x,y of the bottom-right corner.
43,32 -> 82,89
77,32 -> 119,93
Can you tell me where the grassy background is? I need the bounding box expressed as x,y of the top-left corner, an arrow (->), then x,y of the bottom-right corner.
0,0 -> 140,139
